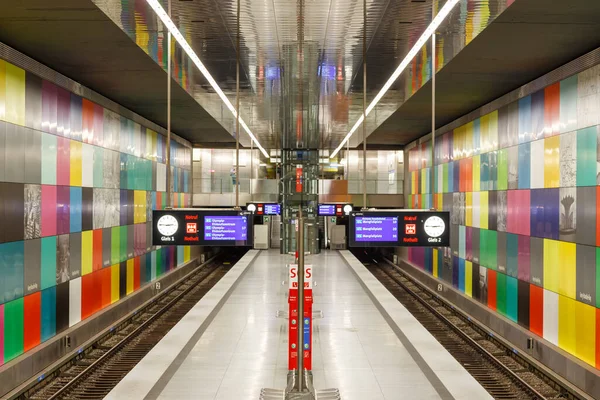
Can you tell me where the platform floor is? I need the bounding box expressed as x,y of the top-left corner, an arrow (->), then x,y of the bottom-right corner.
109,249 -> 488,400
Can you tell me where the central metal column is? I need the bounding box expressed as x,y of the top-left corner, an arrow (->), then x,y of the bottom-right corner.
296,210 -> 305,391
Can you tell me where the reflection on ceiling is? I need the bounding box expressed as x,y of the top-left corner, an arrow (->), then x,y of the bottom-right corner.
92,0 -> 510,151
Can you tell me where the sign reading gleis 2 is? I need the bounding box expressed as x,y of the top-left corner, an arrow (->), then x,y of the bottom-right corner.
153,209 -> 253,246
349,210 -> 450,247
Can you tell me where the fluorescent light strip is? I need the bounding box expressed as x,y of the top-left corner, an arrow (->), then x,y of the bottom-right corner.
330,0 -> 460,158
145,0 -> 269,158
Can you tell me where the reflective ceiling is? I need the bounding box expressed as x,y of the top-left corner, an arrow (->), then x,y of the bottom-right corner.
92,0 -> 514,151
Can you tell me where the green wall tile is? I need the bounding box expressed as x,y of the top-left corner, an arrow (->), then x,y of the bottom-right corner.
442,163 -> 448,193
506,276 -> 518,322
576,127 -> 597,186
497,149 -> 508,190
496,272 -> 507,316
40,236 -> 57,290
111,226 -> 120,265
93,147 -> 103,188
4,297 -> 24,362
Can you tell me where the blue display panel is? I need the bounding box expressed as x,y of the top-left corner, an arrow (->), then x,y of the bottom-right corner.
204,216 -> 248,241
354,216 -> 399,242
318,204 -> 336,216
263,204 -> 280,215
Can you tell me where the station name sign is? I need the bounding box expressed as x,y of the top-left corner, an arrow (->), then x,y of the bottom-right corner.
348,210 -> 450,248
152,209 -> 253,247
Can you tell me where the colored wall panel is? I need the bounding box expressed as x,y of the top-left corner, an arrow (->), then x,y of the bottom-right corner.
23,292 -> 41,351
69,277 -> 81,327
518,235 -> 531,282
530,284 -> 544,336
560,75 -> 578,134
576,244 -> 596,306
41,185 -> 57,237
93,229 -> 103,271
24,127 -> 42,185
480,191 -> 489,230
544,135 -> 560,187
543,289 -> 559,346
41,133 -> 57,185
497,272 -> 507,316
40,236 -> 56,290
5,124 -> 26,183
81,230 -> 93,276
5,62 -> 26,126
560,131 -> 577,187
70,187 -> 82,232
4,182 -> 25,242
544,83 -> 560,137
506,276 -> 518,322
558,241 -> 576,299
488,269 -> 497,311
1,241 -> 25,304
575,301 -> 596,366
70,140 -> 82,186
497,149 -> 508,190
57,137 -> 70,186
576,187 -> 596,246
543,239 -> 559,293
40,286 -> 56,342
517,143 -> 531,189
0,304 -> 3,364
126,259 -> 134,295
576,127 -> 596,186
4,298 -> 24,362
518,280 -> 530,329
82,144 -> 94,187
558,295 -> 577,356
111,263 -> 119,304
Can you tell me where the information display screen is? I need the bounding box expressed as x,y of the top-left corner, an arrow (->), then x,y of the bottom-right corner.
263,204 -> 281,215
153,209 -> 253,246
349,211 -> 450,248
204,216 -> 248,241
318,204 -> 336,216
354,216 -> 398,242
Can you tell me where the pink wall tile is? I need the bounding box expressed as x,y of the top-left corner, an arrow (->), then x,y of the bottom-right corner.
41,185 -> 57,237
57,137 -> 71,186
517,190 -> 531,236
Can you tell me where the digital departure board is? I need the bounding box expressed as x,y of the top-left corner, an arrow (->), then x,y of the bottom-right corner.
153,209 -> 253,246
318,204 -> 336,216
349,210 -> 450,247
204,216 -> 248,241
263,204 -> 281,215
354,216 -> 399,242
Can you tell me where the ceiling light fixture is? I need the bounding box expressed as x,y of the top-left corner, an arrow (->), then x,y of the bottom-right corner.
330,0 -> 460,158
145,0 -> 269,158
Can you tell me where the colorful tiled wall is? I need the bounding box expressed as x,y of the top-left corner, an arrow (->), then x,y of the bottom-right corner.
407,64 -> 600,369
0,58 -> 192,365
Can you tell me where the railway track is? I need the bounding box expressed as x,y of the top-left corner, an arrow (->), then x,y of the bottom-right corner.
15,249 -> 247,400
352,250 -> 584,400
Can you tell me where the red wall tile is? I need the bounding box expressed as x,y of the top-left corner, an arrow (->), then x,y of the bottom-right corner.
544,83 -> 560,137
24,292 -> 41,351
100,268 -> 111,310
81,272 -> 101,319
487,270 -> 497,311
530,284 -> 544,337
82,99 -> 95,144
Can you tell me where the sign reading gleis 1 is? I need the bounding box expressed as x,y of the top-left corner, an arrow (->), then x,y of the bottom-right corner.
349,210 -> 450,247
153,209 -> 253,246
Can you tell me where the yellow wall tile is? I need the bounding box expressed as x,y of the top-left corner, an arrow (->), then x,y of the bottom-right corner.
111,264 -> 120,304
4,62 -> 25,126
558,241 -> 576,299
433,249 -> 439,278
544,136 -> 560,187
465,121 -> 474,157
480,191 -> 489,230
558,295 -> 577,357
0,60 -> 6,120
70,141 -> 82,186
575,301 -> 596,366
81,230 -> 93,276
184,246 -> 191,263
543,239 -> 559,293
465,261 -> 473,297
126,259 -> 134,295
